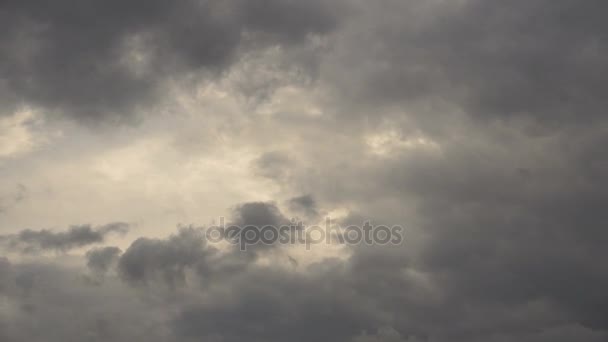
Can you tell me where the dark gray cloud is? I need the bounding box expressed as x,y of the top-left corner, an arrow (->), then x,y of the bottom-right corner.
86,246 -> 122,279
117,227 -> 216,288
0,198 -> 606,342
0,222 -> 128,253
230,201 -> 288,228
255,128 -> 608,340
319,0 -> 608,130
172,265 -> 382,342
228,201 -> 296,255
0,259 -> 173,342
287,194 -> 319,219
1,218 -> 604,342
117,202 -> 289,289
2,0 -> 608,341
0,257 -> 11,293
0,0 -> 342,122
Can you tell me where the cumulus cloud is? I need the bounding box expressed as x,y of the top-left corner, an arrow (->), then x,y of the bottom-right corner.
117,227 -> 215,288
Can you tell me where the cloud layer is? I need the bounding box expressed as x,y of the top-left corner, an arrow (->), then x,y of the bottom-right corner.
2,0 -> 608,341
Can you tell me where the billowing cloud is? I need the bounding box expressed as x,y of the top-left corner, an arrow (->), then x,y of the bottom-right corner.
1,0 -> 608,341
117,227 -> 215,288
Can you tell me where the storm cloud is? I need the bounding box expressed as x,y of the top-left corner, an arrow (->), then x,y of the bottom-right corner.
0,0 -> 341,122
1,0 -> 608,341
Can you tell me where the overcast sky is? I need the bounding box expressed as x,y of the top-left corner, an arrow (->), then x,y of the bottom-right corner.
1,1 -> 608,341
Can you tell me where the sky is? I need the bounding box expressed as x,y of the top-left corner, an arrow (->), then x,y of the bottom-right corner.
1,0 -> 608,341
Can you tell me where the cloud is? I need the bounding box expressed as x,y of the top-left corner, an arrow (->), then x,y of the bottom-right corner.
0,222 -> 129,253
0,183 -> 27,214
230,201 -> 288,228
277,0 -> 603,138
0,0 -> 342,123
0,110 -> 43,158
117,227 -> 216,288
252,151 -> 293,181
117,202 -> 290,289
0,212 -> 606,341
86,246 -> 122,279
287,194 -> 319,219
2,0 -> 608,341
